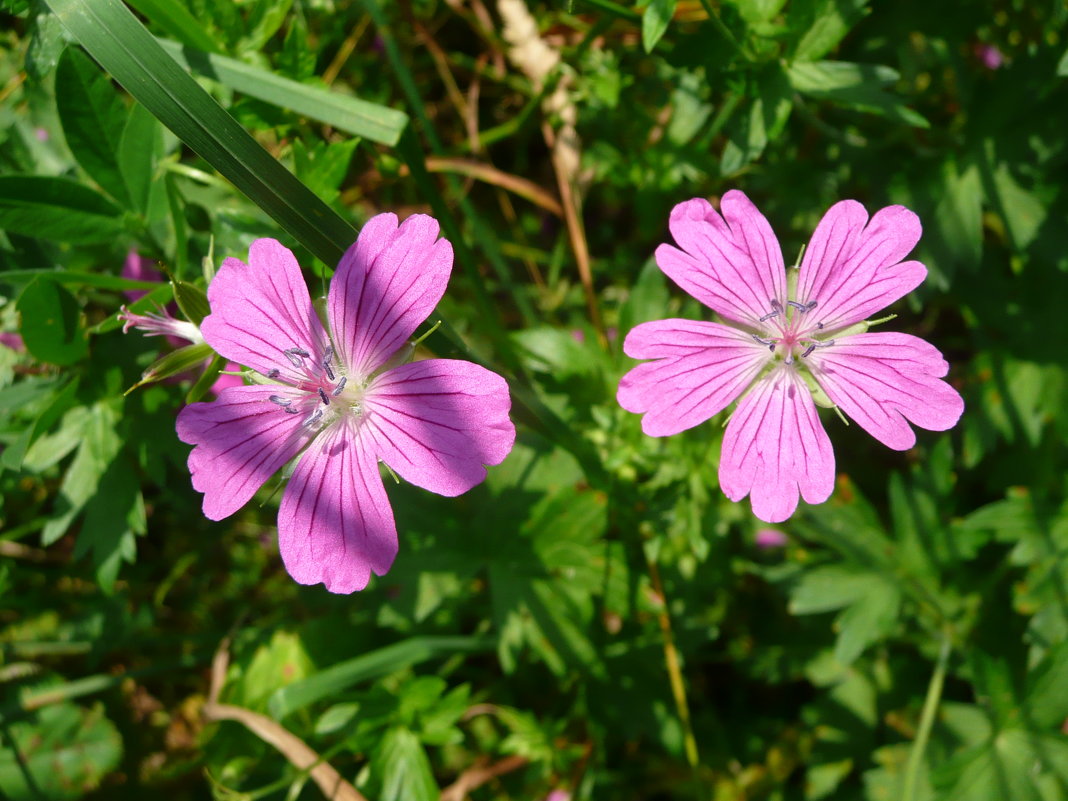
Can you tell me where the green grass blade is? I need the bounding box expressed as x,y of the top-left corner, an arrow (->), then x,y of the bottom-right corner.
266,636 -> 493,720
45,0 -> 356,267
157,38 -> 409,146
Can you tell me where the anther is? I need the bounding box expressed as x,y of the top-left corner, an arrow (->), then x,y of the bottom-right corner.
801,344 -> 816,358
283,406 -> 301,415
787,300 -> 807,312
806,300 -> 818,311
283,347 -> 310,367
322,346 -> 334,366
302,409 -> 323,428
751,334 -> 775,347
817,322 -> 825,330
785,353 -> 794,365
269,395 -> 292,407
759,310 -> 780,322
323,363 -> 335,381
267,369 -> 280,379
332,377 -> 347,396
318,387 -> 331,406
814,339 -> 835,349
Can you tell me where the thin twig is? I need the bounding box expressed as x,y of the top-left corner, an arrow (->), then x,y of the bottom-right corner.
204,636 -> 367,801
440,755 -> 529,801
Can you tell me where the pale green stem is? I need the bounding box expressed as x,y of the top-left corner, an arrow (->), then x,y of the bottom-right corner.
903,633 -> 952,801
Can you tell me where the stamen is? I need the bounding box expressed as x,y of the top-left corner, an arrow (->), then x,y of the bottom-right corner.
759,310 -> 780,322
283,406 -> 301,415
817,322 -> 824,330
283,347 -> 310,367
322,345 -> 334,365
323,363 -> 335,381
267,369 -> 280,379
269,395 -> 292,407
787,300 -> 808,312
785,353 -> 794,365
806,300 -> 818,311
332,377 -> 347,396
302,409 -> 323,428
801,344 -> 816,358
318,387 -> 330,406
814,339 -> 835,348
751,334 -> 775,347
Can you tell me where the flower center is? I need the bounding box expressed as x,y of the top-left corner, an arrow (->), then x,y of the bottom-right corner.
265,343 -> 367,431
751,299 -> 835,365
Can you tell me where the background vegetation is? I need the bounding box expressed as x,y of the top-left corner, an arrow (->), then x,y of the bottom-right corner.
1,0 -> 1066,798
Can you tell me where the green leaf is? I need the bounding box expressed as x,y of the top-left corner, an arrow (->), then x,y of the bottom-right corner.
73,455 -> 144,591
124,0 -> 218,52
375,727 -> 438,801
156,38 -> 409,146
45,0 -> 357,267
787,60 -> 929,128
789,0 -> 870,62
0,175 -> 123,244
720,95 -> 769,174
237,0 -> 293,53
0,702 -> 122,799
16,277 -> 89,366
55,46 -> 131,206
642,0 -> 676,53
266,636 -> 493,720
41,399 -> 123,546
1023,642 -> 1068,730
118,101 -> 162,214
0,376 -> 79,473
927,157 -> 983,283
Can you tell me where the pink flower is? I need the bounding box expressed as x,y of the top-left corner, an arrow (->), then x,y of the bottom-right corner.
176,214 -> 516,593
618,191 -> 964,523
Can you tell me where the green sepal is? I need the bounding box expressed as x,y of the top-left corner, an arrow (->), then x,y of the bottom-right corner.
185,353 -> 227,403
825,313 -> 898,339
171,279 -> 210,325
799,367 -> 836,408
126,342 -> 212,394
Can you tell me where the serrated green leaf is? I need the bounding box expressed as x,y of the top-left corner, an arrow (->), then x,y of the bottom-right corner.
0,175 -> 123,244
74,455 -> 144,591
790,0 -> 869,62
16,277 -> 88,366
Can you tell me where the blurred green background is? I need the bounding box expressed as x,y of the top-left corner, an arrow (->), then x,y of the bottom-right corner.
1,0 -> 1066,798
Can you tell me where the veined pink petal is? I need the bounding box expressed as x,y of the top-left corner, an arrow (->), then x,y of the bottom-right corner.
719,366 -> 835,523
201,239 -> 329,384
797,202 -> 925,331
176,385 -> 314,521
362,359 -> 515,497
618,319 -> 770,436
329,214 -> 453,379
805,332 -> 964,450
278,421 -> 397,594
656,191 -> 786,325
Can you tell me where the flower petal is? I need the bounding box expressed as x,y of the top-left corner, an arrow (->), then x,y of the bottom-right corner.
176,384 -> 314,521
655,191 -> 786,326
200,238 -> 330,384
719,366 -> 835,523
805,332 -> 964,450
618,319 -> 771,436
278,421 -> 397,594
797,201 -> 925,331
329,214 -> 453,379
362,359 -> 515,497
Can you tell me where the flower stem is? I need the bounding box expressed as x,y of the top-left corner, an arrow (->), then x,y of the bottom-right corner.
646,558 -> 701,779
903,632 -> 952,801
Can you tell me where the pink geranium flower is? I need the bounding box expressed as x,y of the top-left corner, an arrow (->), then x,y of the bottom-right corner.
176,214 -> 516,593
618,191 -> 964,523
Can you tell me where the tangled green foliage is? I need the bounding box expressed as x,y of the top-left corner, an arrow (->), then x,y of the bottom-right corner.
1,0 -> 1067,799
